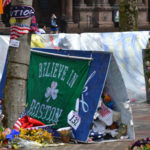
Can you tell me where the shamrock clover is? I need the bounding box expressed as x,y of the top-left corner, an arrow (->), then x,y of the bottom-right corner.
45,81 -> 59,102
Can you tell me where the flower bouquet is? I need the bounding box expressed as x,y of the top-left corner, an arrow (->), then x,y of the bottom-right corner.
0,127 -> 20,149
127,137 -> 150,150
19,128 -> 53,145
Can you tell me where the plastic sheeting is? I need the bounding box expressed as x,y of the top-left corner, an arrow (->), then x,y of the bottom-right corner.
31,31 -> 150,102
0,31 -> 149,102
80,32 -> 149,102
81,32 -> 149,102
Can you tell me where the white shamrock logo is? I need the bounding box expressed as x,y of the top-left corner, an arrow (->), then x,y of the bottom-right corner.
45,81 -> 59,102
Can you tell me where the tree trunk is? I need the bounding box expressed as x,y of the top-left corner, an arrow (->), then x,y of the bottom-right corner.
119,0 -> 138,31
3,0 -> 33,128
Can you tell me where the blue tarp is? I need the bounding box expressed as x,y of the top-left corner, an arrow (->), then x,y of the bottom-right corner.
0,55 -> 7,99
0,35 -> 9,99
30,48 -> 134,142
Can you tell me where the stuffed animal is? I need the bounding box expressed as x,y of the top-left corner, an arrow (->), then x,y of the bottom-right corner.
103,93 -> 115,109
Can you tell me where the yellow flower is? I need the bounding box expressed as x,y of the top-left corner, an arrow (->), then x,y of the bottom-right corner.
13,144 -> 18,150
146,144 -> 150,148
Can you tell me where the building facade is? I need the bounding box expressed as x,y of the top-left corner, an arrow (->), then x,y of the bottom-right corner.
0,0 -> 150,34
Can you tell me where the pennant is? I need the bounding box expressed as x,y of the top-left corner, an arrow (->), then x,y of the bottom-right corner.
10,24 -> 30,39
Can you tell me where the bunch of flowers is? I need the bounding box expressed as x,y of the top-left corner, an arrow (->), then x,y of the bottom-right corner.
0,127 -> 20,149
127,137 -> 150,150
19,128 -> 53,145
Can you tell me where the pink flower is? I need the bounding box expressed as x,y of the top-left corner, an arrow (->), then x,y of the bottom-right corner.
147,67 -> 150,70
140,144 -> 143,149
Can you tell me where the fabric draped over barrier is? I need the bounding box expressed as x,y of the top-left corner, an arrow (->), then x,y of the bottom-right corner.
30,32 -> 150,102
1,31 -> 150,102
26,52 -> 90,129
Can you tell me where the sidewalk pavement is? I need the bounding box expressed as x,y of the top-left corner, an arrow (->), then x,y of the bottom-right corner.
19,102 -> 150,150
0,102 -> 149,150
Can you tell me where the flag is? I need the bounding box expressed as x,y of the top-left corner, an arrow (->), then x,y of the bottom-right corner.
3,0 -> 11,8
0,0 -> 3,14
0,0 -> 11,14
10,24 -> 30,39
14,115 -> 45,131
13,118 -> 22,130
26,52 -> 90,129
30,15 -> 39,33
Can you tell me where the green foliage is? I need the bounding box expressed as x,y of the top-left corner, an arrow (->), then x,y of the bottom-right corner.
144,49 -> 150,60
119,0 -> 138,31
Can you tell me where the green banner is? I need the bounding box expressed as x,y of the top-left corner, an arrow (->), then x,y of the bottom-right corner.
26,52 -> 90,129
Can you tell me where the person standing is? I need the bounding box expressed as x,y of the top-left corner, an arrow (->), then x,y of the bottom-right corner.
38,24 -> 47,34
50,13 -> 58,34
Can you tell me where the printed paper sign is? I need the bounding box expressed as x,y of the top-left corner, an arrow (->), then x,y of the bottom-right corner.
98,103 -> 113,126
9,39 -> 20,48
68,110 -> 81,130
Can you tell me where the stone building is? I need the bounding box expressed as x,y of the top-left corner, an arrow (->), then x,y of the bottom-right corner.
0,0 -> 150,34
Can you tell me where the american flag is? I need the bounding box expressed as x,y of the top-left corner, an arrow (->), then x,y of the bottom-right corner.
10,25 -> 30,39
3,0 -> 11,9
13,109 -> 54,132
13,109 -> 28,130
14,118 -> 53,132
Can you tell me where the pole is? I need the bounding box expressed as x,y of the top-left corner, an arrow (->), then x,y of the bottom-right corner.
3,0 -> 33,128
